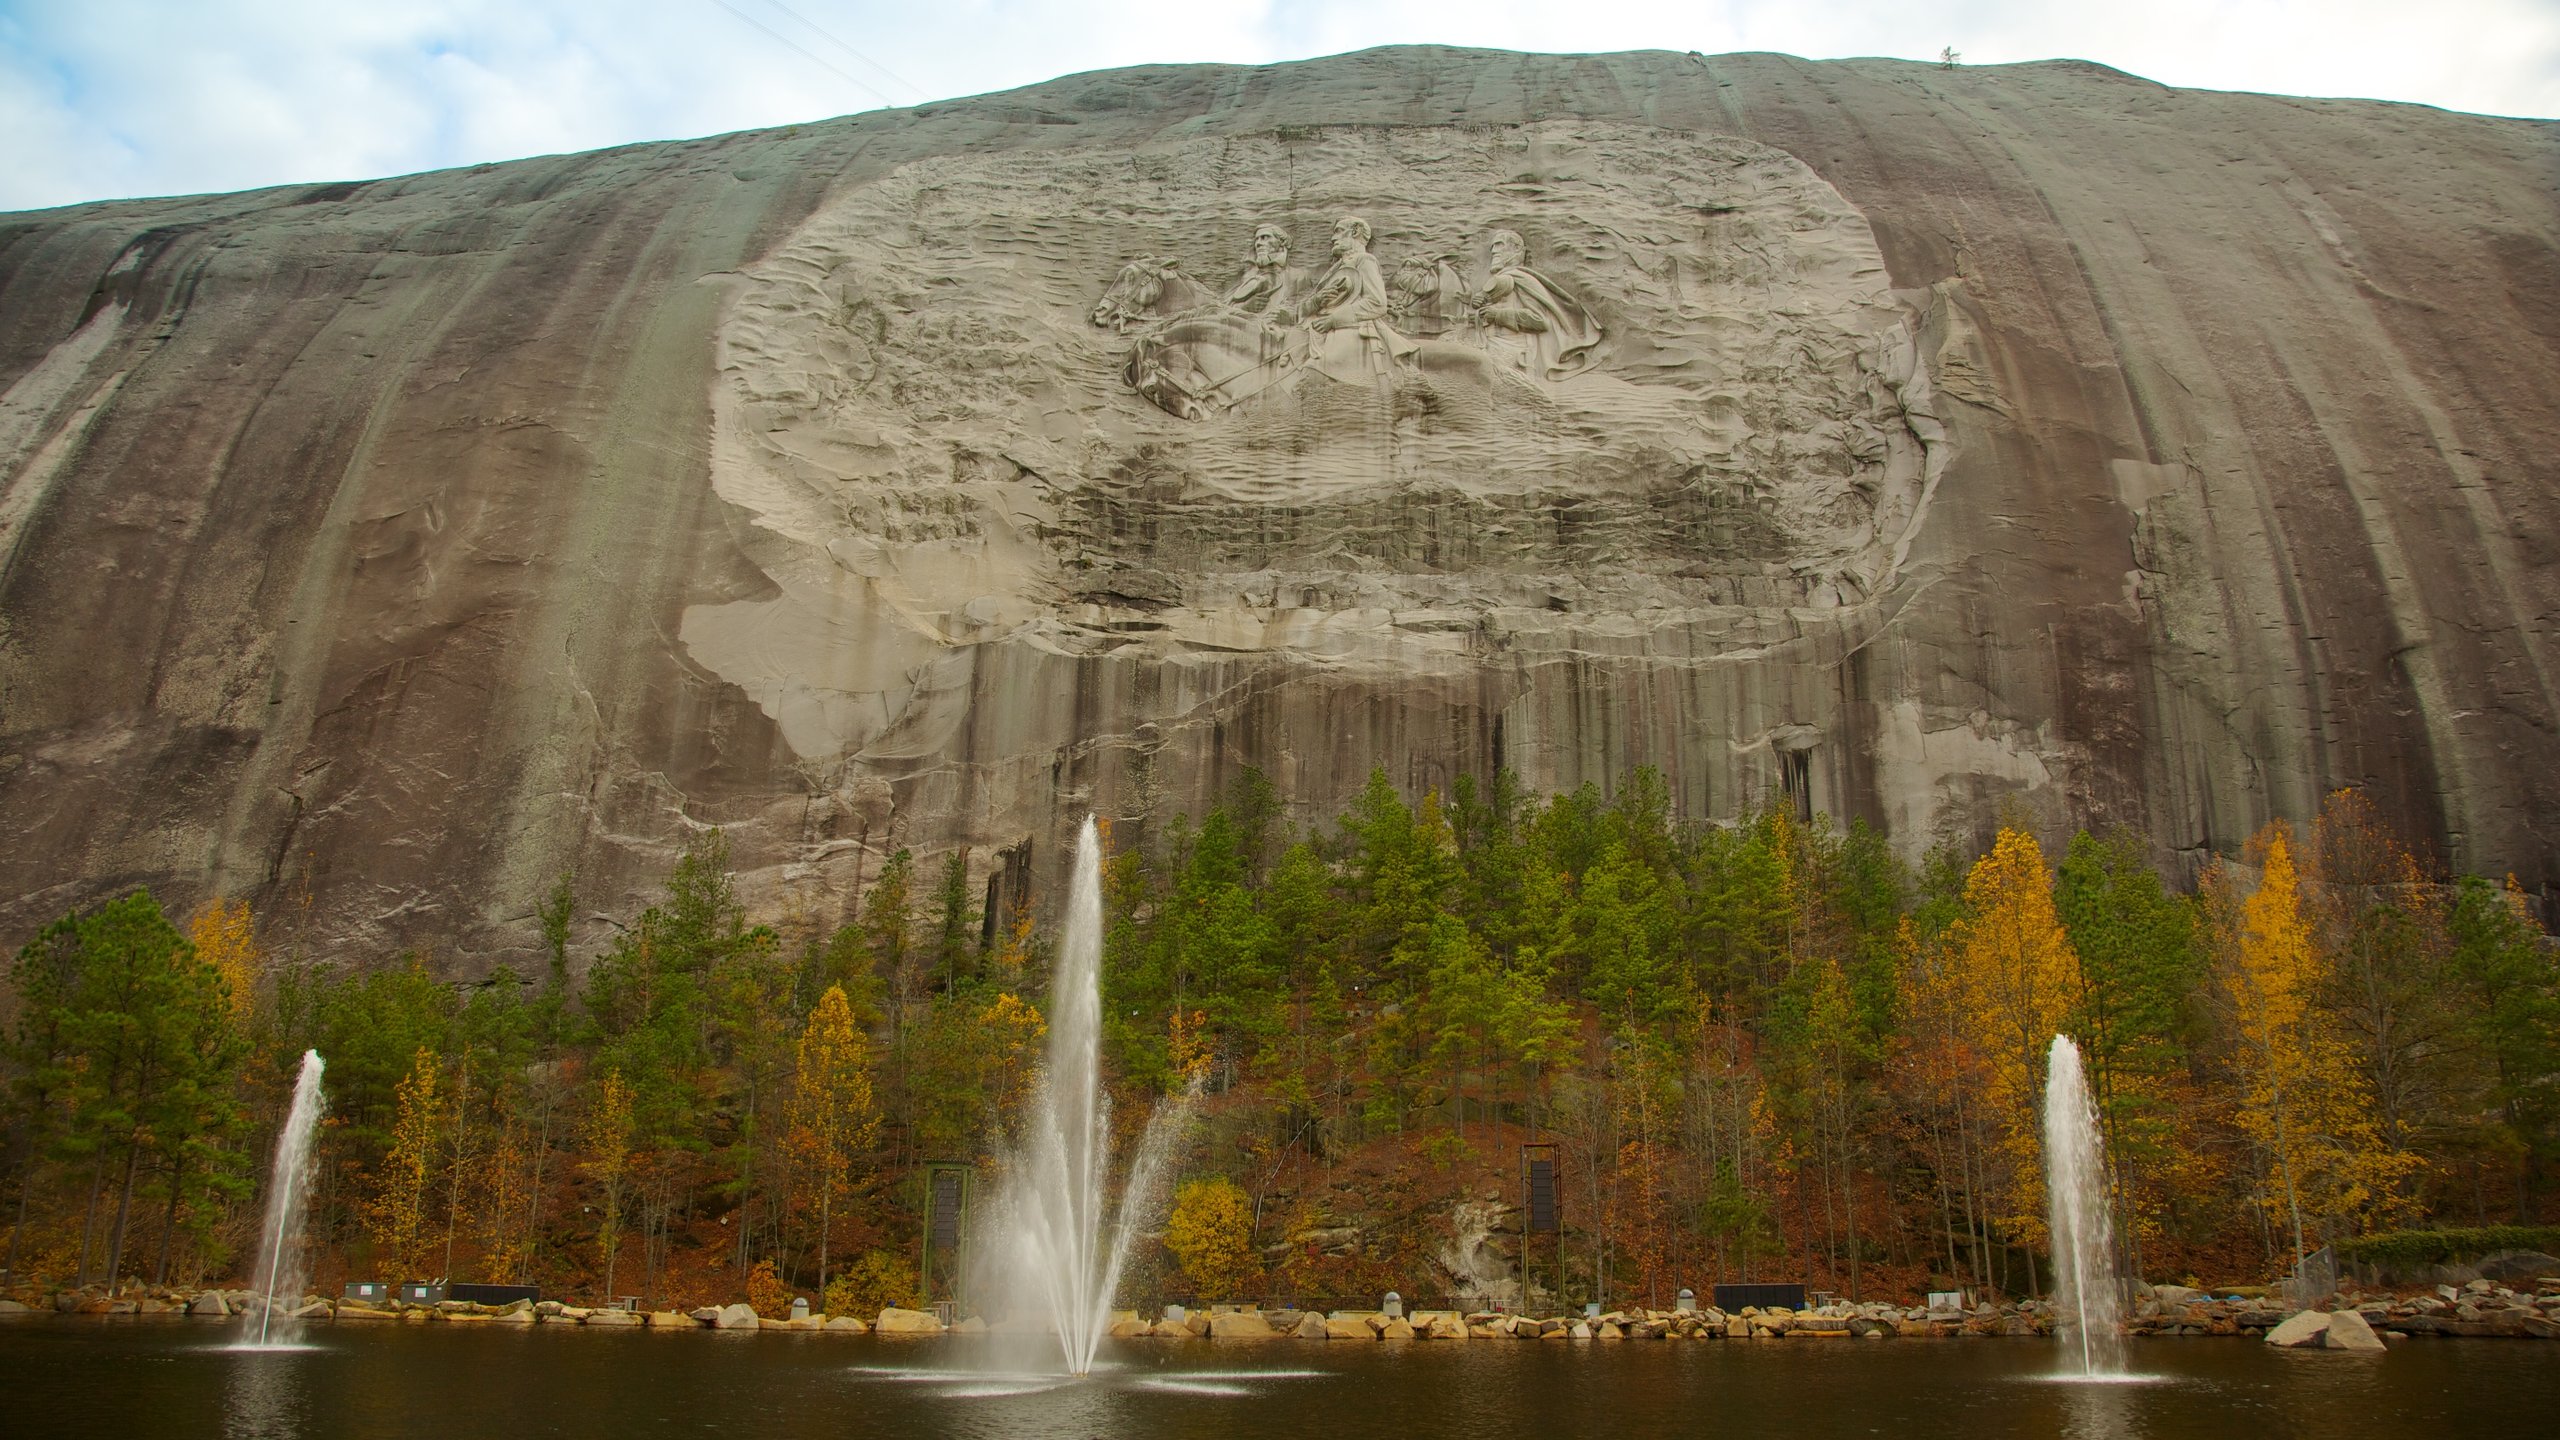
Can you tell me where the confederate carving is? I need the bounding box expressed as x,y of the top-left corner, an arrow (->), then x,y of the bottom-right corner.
1095,216 -> 1605,419
700,121 -> 1949,766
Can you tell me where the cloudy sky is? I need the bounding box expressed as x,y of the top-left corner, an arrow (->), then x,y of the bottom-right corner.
4,0 -> 2555,211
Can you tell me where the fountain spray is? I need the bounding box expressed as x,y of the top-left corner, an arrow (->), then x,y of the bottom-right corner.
2043,1034 -> 2126,1378
240,1049 -> 326,1350
983,817 -> 1192,1374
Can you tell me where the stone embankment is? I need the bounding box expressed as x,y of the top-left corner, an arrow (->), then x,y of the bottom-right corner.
10,1275 -> 2553,1342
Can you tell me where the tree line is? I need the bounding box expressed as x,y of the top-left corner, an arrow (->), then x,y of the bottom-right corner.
2,771 -> 2553,1312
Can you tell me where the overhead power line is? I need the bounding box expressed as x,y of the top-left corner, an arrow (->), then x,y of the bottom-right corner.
708,0 -> 902,111
757,0 -> 927,102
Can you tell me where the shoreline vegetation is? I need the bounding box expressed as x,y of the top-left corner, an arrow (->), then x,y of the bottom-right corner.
9,1275 -> 2558,1346
3,768 -> 2554,1326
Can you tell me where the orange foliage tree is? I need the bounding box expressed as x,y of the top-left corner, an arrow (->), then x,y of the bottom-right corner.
582,1071 -> 634,1299
369,1047 -> 443,1279
187,899 -> 260,1026
2209,824 -> 2417,1267
786,985 -> 879,1300
1945,827 -> 2079,1240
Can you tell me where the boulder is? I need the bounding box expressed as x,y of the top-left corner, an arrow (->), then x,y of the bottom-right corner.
2477,1252 -> 2560,1284
1568,1321 -> 1592,1340
689,1307 -> 722,1325
874,1307 -> 942,1334
951,1316 -> 987,1335
1293,1313 -> 1330,1340
2323,1310 -> 2386,1352
1150,1319 -> 1193,1339
1325,1315 -> 1374,1340
1380,1318 -> 1415,1340
825,1316 -> 870,1333
713,1303 -> 761,1331
645,1310 -> 693,1328
492,1307 -> 534,1325
2264,1311 -> 2333,1348
1209,1311 -> 1278,1339
1594,1322 -> 1623,1340
188,1294 -> 230,1317
583,1309 -> 641,1326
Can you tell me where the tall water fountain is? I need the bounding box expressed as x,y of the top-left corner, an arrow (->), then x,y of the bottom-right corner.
238,1049 -> 326,1350
2043,1034 -> 2126,1378
982,817 -> 1191,1375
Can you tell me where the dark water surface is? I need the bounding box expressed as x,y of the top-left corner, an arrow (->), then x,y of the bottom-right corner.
1,1319 -> 2544,1437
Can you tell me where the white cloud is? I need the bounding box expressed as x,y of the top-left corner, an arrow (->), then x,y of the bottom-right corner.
1,0 -> 2552,211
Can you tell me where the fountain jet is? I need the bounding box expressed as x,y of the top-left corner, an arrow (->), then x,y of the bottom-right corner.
2043,1034 -> 2125,1378
982,817 -> 1190,1375
238,1049 -> 326,1350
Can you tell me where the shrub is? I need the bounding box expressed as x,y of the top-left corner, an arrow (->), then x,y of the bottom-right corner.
2335,1227 -> 2560,1267
824,1250 -> 923,1318
746,1258 -> 793,1319
1165,1176 -> 1262,1300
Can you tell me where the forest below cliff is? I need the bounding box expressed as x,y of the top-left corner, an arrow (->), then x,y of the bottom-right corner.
3,770 -> 2555,1314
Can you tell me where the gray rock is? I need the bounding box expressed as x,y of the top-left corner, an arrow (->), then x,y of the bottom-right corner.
187,1294 -> 229,1317
0,48 -> 2547,971
2323,1310 -> 2386,1352
2264,1311 -> 2332,1348
2477,1252 -> 2560,1284
713,1303 -> 760,1331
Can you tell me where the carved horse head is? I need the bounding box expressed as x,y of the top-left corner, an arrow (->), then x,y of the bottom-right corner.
1091,257 -> 1212,334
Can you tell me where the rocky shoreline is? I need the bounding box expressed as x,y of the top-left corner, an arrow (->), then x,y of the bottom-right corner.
9,1275 -> 2556,1344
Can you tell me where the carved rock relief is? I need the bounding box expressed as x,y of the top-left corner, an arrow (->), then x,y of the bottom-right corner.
695,122 -> 1946,766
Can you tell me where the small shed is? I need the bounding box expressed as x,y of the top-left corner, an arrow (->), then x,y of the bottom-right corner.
343,1281 -> 389,1303
398,1282 -> 446,1304
1713,1283 -> 1808,1312
448,1283 -> 540,1306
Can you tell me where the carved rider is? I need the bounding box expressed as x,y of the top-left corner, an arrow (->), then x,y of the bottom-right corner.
1223,224 -> 1302,320
1465,228 -> 1601,381
1302,216 -> 1418,382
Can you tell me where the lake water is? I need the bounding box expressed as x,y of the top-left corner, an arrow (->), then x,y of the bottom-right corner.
2,1320 -> 2541,1437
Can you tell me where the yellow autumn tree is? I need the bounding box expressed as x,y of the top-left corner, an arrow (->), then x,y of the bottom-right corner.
188,898 -> 260,1025
977,992 -> 1046,1121
583,1071 -> 635,1299
475,1102 -> 537,1282
1946,826 -> 2080,1238
1894,914 -> 2002,1292
2211,824 -> 2416,1265
1168,1006 -> 1212,1084
786,985 -> 879,1300
370,1047 -> 443,1279
1164,1176 -> 1260,1300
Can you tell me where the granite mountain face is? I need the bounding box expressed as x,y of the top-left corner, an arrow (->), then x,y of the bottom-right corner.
0,48 -> 2551,966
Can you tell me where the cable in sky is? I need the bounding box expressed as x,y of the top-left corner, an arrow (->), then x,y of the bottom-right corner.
708,0 -> 902,110
754,0 -> 928,103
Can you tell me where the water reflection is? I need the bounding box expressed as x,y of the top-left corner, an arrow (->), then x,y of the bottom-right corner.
2057,1378 -> 2139,1438
8,1326 -> 2553,1439
224,1351 -> 307,1440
